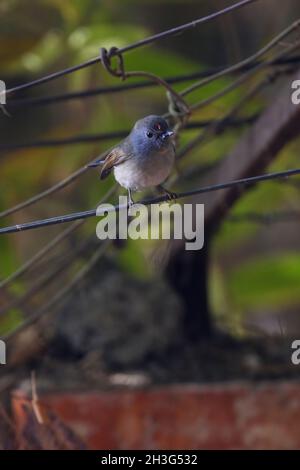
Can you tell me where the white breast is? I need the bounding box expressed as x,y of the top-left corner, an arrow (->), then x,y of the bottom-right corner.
114,147 -> 175,191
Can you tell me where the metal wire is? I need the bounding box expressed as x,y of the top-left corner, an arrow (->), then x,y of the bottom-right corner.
0,115 -> 258,151
1,0 -> 258,98
228,210 -> 300,224
6,56 -> 300,109
1,168 -> 300,235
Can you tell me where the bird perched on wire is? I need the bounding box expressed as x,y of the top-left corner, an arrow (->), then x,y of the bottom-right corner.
88,115 -> 176,205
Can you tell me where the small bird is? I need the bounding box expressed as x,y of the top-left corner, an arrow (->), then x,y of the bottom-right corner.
88,115 -> 176,205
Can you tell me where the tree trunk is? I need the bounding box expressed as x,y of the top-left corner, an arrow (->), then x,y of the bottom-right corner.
166,234 -> 213,341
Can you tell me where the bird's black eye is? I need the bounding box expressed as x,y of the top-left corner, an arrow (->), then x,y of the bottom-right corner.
147,131 -> 153,138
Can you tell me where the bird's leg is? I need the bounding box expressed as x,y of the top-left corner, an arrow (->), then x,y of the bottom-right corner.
157,185 -> 178,201
127,188 -> 135,207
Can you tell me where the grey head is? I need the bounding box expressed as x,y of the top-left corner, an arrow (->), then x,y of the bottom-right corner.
128,115 -> 174,157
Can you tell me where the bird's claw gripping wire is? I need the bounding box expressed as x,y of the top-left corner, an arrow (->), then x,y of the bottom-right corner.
158,185 -> 178,201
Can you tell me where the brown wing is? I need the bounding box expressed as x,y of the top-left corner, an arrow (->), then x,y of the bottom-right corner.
100,147 -> 129,180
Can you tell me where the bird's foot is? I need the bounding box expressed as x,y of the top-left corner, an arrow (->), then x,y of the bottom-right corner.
158,185 -> 178,201
165,190 -> 178,201
127,190 -> 135,208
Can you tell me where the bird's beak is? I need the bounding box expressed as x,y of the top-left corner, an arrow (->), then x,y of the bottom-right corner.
162,130 -> 174,140
87,159 -> 104,168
